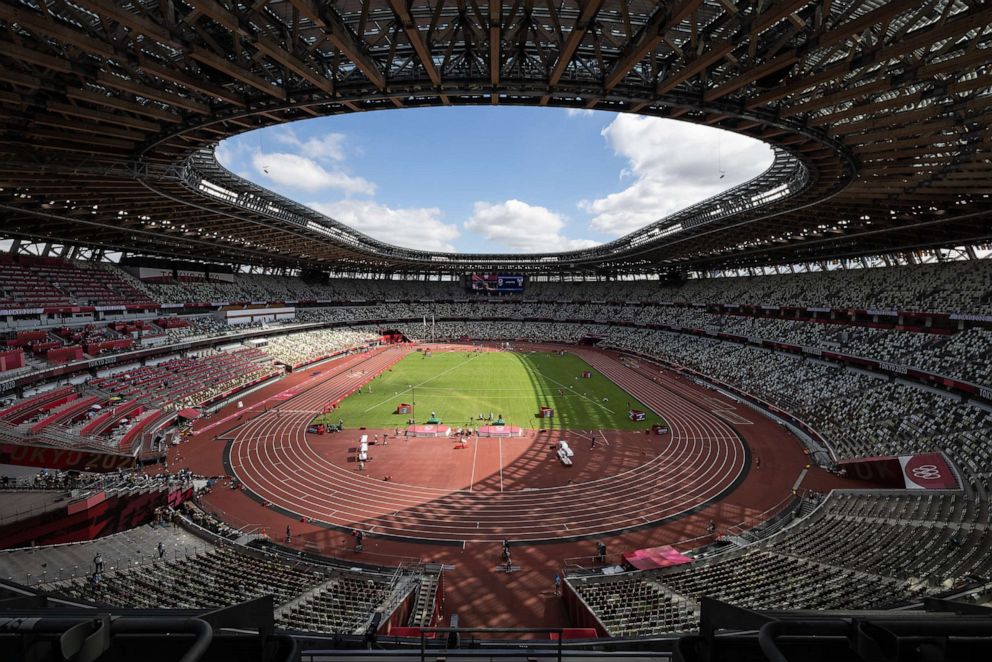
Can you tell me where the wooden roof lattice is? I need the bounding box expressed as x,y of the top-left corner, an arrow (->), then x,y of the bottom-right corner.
0,0 -> 989,273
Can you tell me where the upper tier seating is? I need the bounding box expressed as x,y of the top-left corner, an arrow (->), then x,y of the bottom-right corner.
0,257 -> 155,309
86,347 -> 277,411
124,259 -> 992,315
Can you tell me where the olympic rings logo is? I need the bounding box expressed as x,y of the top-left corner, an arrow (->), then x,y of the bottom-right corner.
911,465 -> 941,480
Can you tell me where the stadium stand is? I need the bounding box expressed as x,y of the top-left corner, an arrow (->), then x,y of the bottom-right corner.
4,1 -> 992,658
0,520 -> 441,636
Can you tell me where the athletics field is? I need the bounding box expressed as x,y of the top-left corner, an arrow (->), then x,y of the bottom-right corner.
316,349 -> 662,431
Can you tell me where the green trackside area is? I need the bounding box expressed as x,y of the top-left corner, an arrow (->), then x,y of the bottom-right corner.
314,350 -> 665,431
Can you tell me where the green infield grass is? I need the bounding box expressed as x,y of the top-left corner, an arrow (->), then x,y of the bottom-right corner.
314,350 -> 663,431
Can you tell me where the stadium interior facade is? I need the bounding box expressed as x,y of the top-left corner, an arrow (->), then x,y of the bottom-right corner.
1,1 -> 992,661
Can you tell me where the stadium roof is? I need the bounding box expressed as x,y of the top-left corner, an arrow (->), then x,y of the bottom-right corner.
0,0 -> 990,274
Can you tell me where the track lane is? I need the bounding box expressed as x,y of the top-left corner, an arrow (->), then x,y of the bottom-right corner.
227,345 -> 748,542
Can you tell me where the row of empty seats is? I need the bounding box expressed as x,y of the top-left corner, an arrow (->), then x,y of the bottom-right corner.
0,257 -> 155,309
119,259 -> 992,315
0,522 -> 440,635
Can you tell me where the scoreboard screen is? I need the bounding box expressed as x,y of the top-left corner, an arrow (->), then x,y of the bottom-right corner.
469,274 -> 526,292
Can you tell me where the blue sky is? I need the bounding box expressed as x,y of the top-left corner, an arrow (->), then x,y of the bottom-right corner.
216,107 -> 773,253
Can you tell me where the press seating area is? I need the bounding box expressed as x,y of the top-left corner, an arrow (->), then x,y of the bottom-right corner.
27,394 -> 103,433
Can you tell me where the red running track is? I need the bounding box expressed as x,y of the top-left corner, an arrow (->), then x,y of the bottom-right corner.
226,344 -> 749,543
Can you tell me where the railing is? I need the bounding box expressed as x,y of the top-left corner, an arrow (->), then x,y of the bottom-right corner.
717,492 -> 802,542
293,538 -> 423,568
0,420 -> 125,454
302,646 -> 666,662
0,490 -> 70,525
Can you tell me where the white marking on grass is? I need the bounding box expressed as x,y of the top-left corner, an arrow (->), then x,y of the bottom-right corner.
533,369 -> 616,414
359,352 -> 483,413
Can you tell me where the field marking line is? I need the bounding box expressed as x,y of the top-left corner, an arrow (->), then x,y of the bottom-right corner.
599,430 -> 610,447
359,351 -> 483,414
470,434 -> 479,492
531,367 -> 617,414
499,437 -> 504,493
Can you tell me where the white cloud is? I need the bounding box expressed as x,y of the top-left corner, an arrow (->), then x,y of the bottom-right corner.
251,151 -> 375,195
275,129 -> 347,162
308,199 -> 460,252
464,199 -> 598,252
214,138 -> 251,171
580,115 -> 773,237
566,108 -> 595,118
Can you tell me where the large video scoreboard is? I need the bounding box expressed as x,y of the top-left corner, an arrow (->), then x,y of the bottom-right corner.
468,273 -> 526,293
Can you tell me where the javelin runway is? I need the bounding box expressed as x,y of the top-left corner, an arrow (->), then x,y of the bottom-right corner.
225,344 -> 749,543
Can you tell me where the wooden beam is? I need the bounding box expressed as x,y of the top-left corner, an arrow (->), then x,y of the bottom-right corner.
703,51 -> 799,102
0,41 -> 73,73
184,0 -> 248,37
604,0 -> 702,90
0,4 -> 115,58
64,88 -> 183,123
253,35 -> 335,95
137,55 -> 245,105
45,101 -> 161,132
751,0 -> 811,36
84,0 -> 181,48
548,0 -> 603,87
188,47 -> 286,100
387,0 -> 441,86
489,0 -> 501,86
96,71 -> 213,113
286,0 -> 386,90
656,39 -> 734,95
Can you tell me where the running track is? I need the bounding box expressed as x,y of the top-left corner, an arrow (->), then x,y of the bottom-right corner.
226,345 -> 748,543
